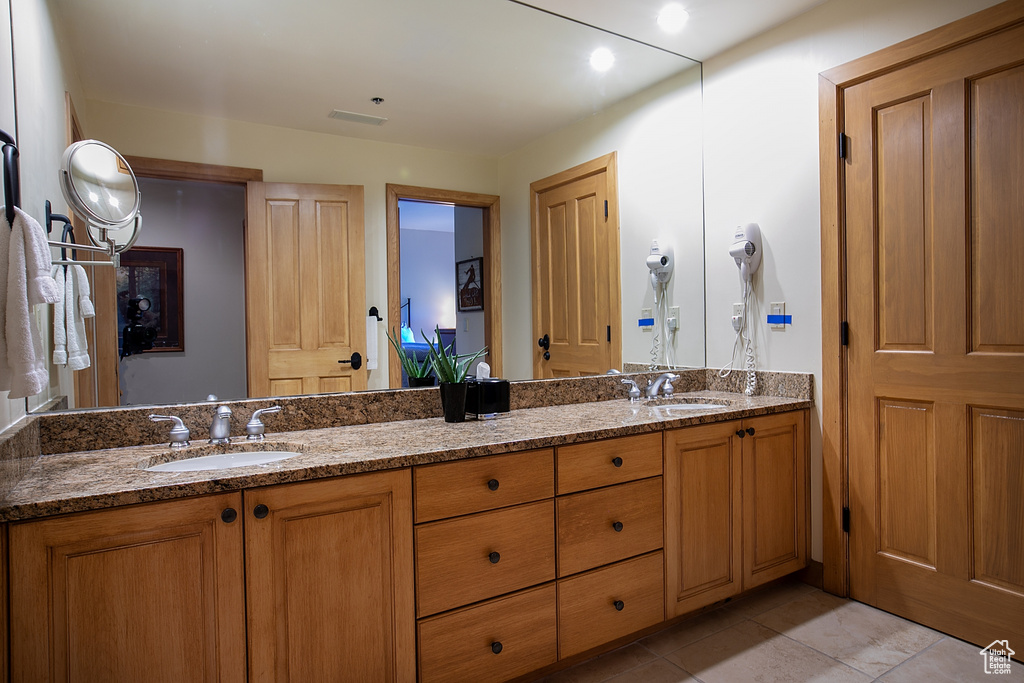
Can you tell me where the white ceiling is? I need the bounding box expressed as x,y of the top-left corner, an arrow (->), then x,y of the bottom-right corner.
50,0 -> 828,158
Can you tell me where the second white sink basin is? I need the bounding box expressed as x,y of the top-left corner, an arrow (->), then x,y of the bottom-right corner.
146,450 -> 301,472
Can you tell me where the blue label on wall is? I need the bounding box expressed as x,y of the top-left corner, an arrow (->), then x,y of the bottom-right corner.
638,318 -> 655,327
767,314 -> 793,325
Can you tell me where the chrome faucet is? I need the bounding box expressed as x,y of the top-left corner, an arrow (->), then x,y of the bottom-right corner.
150,414 -> 191,449
621,379 -> 642,403
246,406 -> 282,441
646,372 -> 680,398
209,405 -> 232,445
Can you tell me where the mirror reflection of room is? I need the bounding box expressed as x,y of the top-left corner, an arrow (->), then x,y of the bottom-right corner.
397,199 -> 485,387
118,178 -> 246,406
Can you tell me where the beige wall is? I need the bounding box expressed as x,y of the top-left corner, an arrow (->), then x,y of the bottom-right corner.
0,0 -> 90,428
498,65 -> 705,379
701,0 -> 1005,561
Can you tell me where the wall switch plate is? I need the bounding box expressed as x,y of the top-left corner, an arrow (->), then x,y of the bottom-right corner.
769,302 -> 786,330
640,307 -> 653,330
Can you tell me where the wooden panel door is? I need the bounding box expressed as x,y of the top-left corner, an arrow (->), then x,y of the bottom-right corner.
742,411 -> 808,589
531,154 -> 620,378
664,421 -> 742,617
246,182 -> 366,397
245,469 -> 415,683
845,23 -> 1024,649
9,494 -> 246,683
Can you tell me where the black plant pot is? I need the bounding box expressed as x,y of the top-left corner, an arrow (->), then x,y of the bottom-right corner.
408,375 -> 436,387
438,382 -> 467,423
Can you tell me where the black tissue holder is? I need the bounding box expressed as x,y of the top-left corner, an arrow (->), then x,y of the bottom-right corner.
465,377 -> 510,420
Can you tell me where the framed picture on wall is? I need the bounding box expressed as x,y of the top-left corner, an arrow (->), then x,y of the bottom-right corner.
456,257 -> 484,312
116,247 -> 184,353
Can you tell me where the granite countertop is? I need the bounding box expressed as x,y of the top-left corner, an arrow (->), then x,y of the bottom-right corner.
1,390 -> 810,522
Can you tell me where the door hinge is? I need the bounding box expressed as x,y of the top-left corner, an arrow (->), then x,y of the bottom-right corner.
604,200 -> 608,218
838,132 -> 848,160
842,506 -> 851,533
607,325 -> 611,343
840,321 -> 849,347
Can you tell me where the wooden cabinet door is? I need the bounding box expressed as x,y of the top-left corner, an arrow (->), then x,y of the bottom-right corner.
9,493 -> 247,683
742,410 -> 808,589
664,421 -> 742,618
245,469 -> 415,683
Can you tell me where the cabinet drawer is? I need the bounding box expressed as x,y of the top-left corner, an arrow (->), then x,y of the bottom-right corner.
418,583 -> 558,683
416,501 -> 555,616
558,552 -> 665,659
557,477 -> 663,577
414,449 -> 554,522
557,433 -> 662,494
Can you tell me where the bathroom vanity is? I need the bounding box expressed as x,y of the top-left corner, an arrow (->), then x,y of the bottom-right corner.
0,372 -> 810,682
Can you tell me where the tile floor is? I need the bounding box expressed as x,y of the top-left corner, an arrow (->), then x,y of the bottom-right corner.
536,579 -> 1023,682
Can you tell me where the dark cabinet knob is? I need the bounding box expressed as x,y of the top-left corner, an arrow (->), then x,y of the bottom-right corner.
491,641 -> 503,655
746,427 -> 755,436
487,478 -> 500,491
489,551 -> 501,564
612,521 -> 623,532
736,429 -> 746,438
611,456 -> 623,468
538,335 -> 550,350
253,504 -> 269,519
613,600 -> 625,611
221,508 -> 237,524
543,351 -> 550,361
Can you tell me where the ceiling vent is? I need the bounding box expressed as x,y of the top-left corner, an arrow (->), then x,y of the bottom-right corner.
328,109 -> 388,126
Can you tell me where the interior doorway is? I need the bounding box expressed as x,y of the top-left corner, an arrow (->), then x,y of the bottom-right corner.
385,184 -> 502,388
85,157 -> 263,407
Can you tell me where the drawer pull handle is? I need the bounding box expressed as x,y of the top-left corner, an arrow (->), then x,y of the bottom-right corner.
253,504 -> 269,519
736,429 -> 746,439
487,478 -> 500,491
612,521 -> 623,532
489,551 -> 501,564
221,508 -> 237,524
613,600 -> 625,611
491,641 -> 503,655
611,456 -> 623,467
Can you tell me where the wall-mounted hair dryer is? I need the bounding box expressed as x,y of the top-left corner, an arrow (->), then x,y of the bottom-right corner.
729,223 -> 762,282
646,240 -> 673,299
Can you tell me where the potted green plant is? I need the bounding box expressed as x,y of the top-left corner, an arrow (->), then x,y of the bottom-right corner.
422,326 -> 488,423
385,328 -> 435,387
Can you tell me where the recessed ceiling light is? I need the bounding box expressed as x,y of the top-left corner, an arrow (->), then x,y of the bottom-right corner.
657,3 -> 689,33
590,47 -> 615,72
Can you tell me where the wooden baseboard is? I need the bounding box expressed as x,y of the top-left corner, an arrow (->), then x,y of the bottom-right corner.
798,560 -> 824,590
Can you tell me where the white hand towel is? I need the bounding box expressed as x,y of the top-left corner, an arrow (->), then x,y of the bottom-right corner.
67,265 -> 90,371
51,266 -> 67,366
71,265 -> 95,319
1,206 -> 61,398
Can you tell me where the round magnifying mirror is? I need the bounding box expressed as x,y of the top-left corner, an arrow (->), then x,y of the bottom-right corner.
59,140 -> 141,252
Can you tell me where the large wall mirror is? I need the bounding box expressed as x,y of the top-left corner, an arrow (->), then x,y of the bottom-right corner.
32,0 -> 704,410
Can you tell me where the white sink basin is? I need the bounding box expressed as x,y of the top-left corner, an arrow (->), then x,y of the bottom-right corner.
146,450 -> 301,472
